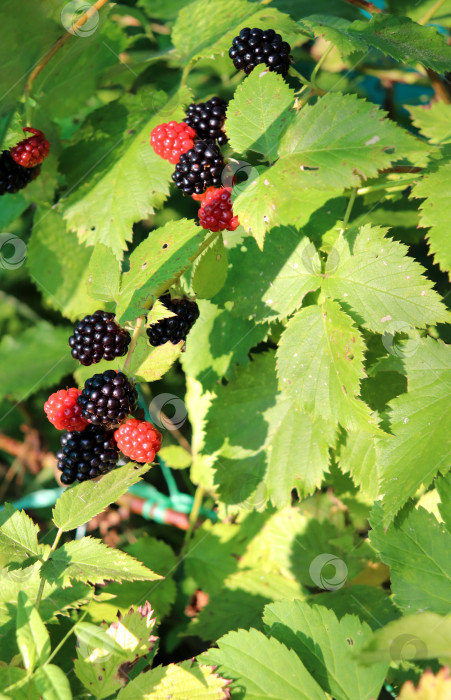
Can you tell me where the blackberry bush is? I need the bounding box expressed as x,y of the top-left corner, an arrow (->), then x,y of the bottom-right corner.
146,294 -> 199,346
77,370 -> 138,428
69,310 -> 131,366
56,424 -> 119,484
172,141 -> 224,195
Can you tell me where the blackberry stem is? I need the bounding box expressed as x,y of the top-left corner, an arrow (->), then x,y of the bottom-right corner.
25,0 -> 110,102
123,315 -> 144,371
419,0 -> 447,25
35,527 -> 64,610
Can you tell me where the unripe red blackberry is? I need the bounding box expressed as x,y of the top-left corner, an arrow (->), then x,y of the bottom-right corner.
146,294 -> 199,347
172,141 -> 224,195
10,128 -> 50,168
77,370 -> 138,428
0,151 -> 40,195
57,424 -> 119,484
198,187 -> 239,232
44,388 -> 88,432
69,310 -> 131,366
114,419 -> 162,464
228,27 -> 292,77
150,121 -> 197,164
184,97 -> 228,146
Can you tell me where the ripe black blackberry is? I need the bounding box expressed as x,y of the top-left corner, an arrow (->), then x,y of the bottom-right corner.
0,151 -> 40,195
228,27 -> 292,77
185,97 -> 228,146
172,141 -> 224,195
146,294 -> 200,347
69,310 -> 131,366
77,370 -> 138,428
56,424 -> 119,484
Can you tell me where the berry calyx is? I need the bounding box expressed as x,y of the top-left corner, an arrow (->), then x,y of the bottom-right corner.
114,418 -> 162,464
198,187 -> 239,232
184,97 -> 228,146
10,128 -> 50,168
44,388 -> 89,432
228,27 -> 292,77
69,310 -> 131,366
77,370 -> 138,429
150,121 -> 197,165
146,294 -> 200,347
172,141 -> 224,195
0,151 -> 41,195
57,424 -> 119,484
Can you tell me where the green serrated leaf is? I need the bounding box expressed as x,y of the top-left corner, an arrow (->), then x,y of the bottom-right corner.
53,463 -> 150,532
34,665 -> 73,700
301,13 -> 451,72
264,600 -> 388,700
191,235 -> 228,299
117,219 -> 205,322
321,225 -> 448,332
27,207 -> 98,321
409,103 -> 451,145
436,472 -> 451,533
117,660 -> 230,699
63,88 -> 192,260
87,244 -> 121,302
213,230 -> 320,322
274,92 -> 425,190
266,405 -> 335,506
0,322 -> 76,402
16,591 -> 50,673
359,612 -> 451,664
203,628 -> 327,700
413,161 -> 451,277
129,335 -> 184,382
159,445 -> 192,469
376,338 -> 451,522
226,69 -> 295,160
370,503 -> 451,615
181,300 -> 269,391
0,504 -> 40,565
75,621 -> 129,659
339,432 -> 379,500
41,536 -> 162,586
276,300 -> 380,433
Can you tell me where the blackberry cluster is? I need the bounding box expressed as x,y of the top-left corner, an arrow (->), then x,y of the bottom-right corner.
56,425 -> 119,484
146,294 -> 200,347
185,97 -> 228,146
0,151 -> 40,195
172,141 -> 224,195
77,370 -> 138,428
69,310 -> 131,366
229,27 -> 292,77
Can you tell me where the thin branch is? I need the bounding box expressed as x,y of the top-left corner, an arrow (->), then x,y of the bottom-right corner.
342,0 -> 383,13
25,0 -> 110,102
426,68 -> 451,104
419,0 -> 447,25
123,316 -> 144,371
